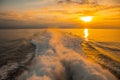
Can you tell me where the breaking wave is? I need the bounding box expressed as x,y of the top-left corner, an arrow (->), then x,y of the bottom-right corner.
17,30 -> 117,80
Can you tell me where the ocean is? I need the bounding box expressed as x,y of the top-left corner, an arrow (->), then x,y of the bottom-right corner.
0,29 -> 120,80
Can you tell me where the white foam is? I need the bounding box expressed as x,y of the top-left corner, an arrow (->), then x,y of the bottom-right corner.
18,30 -> 117,80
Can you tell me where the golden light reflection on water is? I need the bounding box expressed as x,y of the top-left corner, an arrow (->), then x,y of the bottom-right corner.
84,28 -> 89,41
62,29 -> 120,42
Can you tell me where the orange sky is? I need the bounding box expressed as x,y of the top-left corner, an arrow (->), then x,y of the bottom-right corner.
0,0 -> 120,28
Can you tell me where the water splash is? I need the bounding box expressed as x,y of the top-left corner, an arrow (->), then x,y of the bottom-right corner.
17,30 -> 117,80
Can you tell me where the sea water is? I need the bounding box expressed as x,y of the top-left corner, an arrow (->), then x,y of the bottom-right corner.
0,29 -> 119,80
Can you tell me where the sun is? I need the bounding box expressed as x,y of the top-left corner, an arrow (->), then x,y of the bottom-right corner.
80,16 -> 93,22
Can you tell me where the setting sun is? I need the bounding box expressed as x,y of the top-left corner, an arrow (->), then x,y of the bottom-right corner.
80,16 -> 93,22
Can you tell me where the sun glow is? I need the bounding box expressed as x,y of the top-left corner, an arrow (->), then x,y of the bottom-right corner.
80,16 -> 93,22
84,28 -> 89,41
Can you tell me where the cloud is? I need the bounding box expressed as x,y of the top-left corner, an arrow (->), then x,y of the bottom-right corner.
0,0 -> 120,28
57,0 -> 88,4
57,0 -> 120,5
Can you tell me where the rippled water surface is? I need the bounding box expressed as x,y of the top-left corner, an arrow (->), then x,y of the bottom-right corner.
0,29 -> 119,80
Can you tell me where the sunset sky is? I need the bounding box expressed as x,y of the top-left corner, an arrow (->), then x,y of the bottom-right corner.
0,0 -> 120,29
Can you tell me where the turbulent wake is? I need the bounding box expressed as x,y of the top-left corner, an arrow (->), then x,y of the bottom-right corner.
17,30 -> 117,80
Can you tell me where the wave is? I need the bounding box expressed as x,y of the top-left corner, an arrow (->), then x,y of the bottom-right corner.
82,40 -> 120,79
0,38 -> 35,80
0,29 -> 119,80
17,30 -> 117,80
89,41 -> 120,52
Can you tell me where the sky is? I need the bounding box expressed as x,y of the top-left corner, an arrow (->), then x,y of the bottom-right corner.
0,0 -> 120,29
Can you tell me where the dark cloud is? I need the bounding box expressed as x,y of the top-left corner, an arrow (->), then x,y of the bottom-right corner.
57,0 -> 120,5
57,0 -> 89,4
